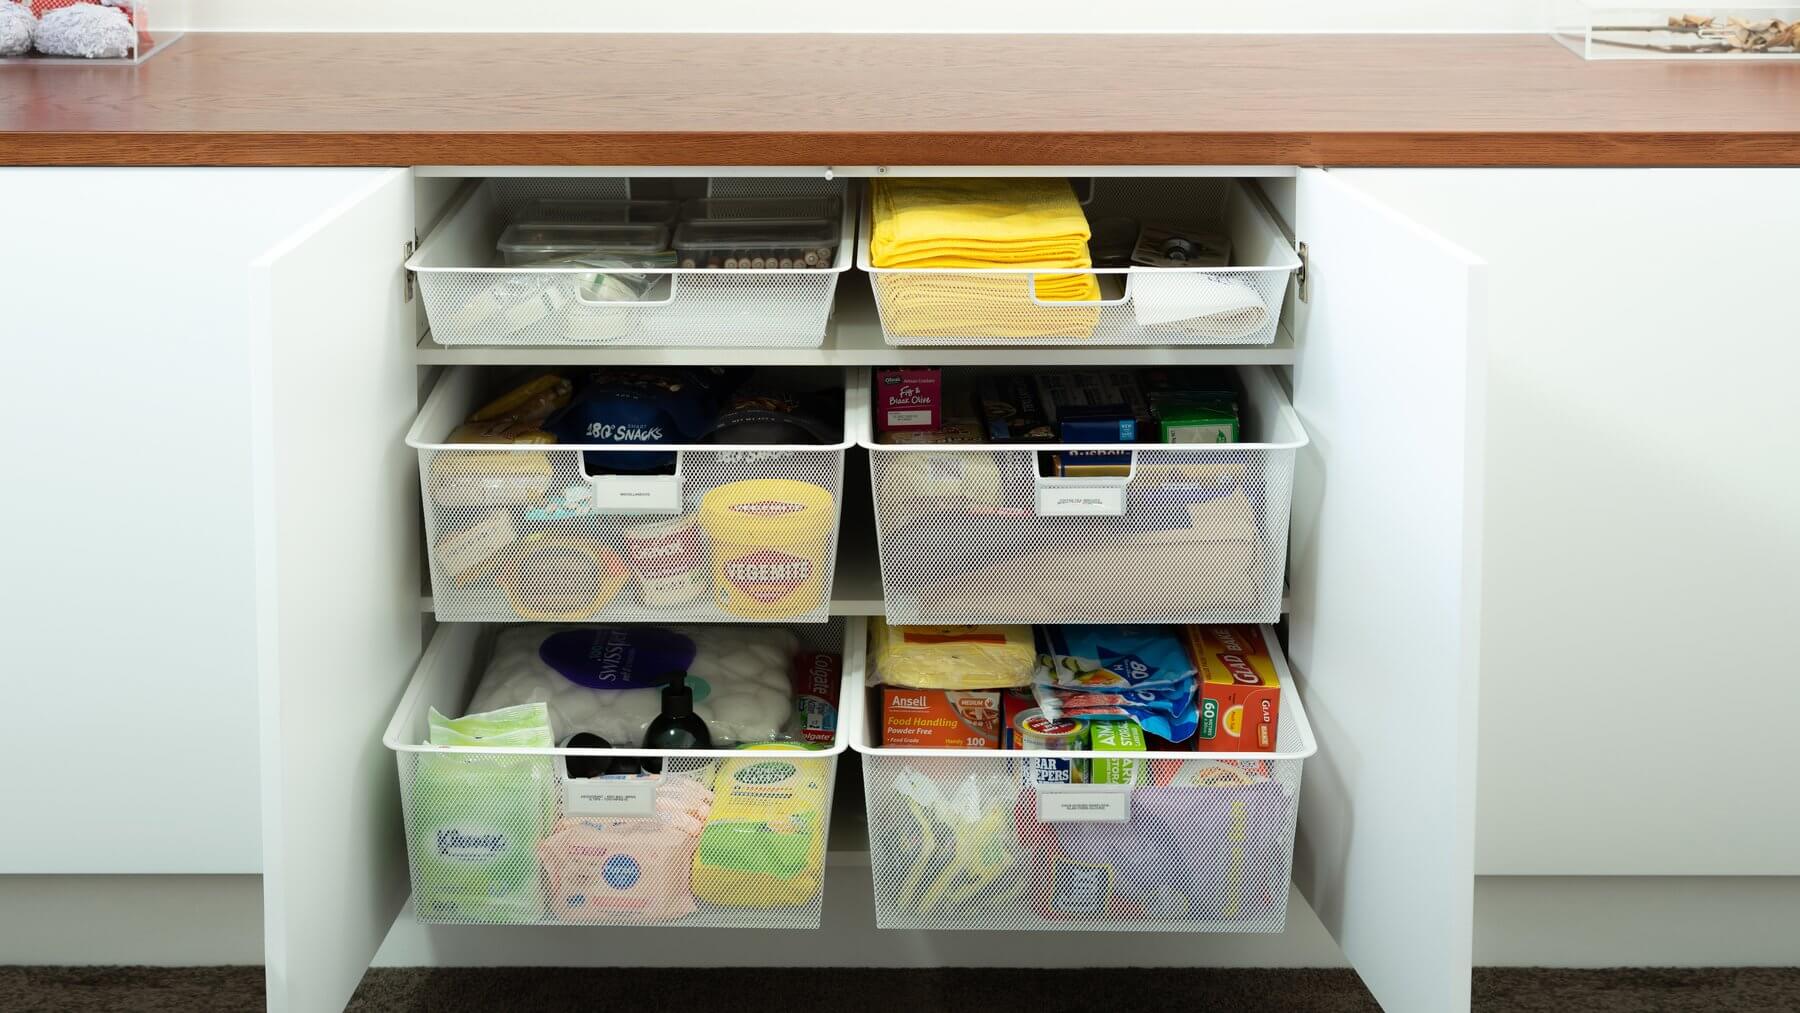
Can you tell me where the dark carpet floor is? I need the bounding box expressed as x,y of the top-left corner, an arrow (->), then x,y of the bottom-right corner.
2,966 -> 1799,1012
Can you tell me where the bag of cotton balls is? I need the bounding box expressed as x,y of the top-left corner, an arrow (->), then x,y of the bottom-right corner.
0,2 -> 34,57
34,1 -> 135,59
466,624 -> 802,748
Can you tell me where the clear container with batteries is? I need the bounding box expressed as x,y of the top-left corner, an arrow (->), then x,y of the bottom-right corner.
674,220 -> 842,270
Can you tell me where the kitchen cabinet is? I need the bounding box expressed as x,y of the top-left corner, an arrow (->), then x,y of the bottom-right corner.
8,160 -> 1794,1013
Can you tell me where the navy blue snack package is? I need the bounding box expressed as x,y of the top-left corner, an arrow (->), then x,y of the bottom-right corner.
548,367 -> 745,474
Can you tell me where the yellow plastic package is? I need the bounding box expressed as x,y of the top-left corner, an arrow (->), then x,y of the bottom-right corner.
870,617 -> 1037,690
691,745 -> 831,908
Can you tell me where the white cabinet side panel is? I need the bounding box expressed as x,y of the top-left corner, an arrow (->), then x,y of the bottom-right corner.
1337,168 -> 1800,876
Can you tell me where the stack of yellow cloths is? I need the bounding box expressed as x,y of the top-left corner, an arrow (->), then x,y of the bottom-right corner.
869,178 -> 1103,339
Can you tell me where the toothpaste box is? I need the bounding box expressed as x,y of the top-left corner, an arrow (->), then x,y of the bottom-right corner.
1088,720 -> 1147,785
1186,624 -> 1281,752
875,367 -> 942,432
790,651 -> 843,744
880,687 -> 1001,749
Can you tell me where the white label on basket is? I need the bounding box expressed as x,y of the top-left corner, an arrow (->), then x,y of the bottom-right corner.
1034,487 -> 1126,516
1036,789 -> 1132,823
587,474 -> 682,515
563,778 -> 658,818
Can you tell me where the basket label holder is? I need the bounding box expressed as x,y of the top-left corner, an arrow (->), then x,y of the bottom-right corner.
563,774 -> 661,818
1035,784 -> 1133,823
585,455 -> 685,516
1033,453 -> 1134,517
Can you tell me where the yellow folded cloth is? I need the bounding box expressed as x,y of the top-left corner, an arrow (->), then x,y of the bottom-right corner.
873,272 -> 1101,339
870,178 -> 1101,304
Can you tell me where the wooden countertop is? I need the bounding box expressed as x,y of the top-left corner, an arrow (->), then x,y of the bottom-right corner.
5,33 -> 1799,166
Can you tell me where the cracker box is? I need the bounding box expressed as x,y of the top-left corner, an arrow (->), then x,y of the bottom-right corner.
880,688 -> 1001,749
875,367 -> 942,432
1088,719 -> 1148,785
1185,624 -> 1281,752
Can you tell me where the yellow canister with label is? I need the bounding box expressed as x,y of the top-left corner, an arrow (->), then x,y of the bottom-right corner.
699,479 -> 836,619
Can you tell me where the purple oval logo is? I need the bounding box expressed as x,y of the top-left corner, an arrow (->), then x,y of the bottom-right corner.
538,627 -> 697,690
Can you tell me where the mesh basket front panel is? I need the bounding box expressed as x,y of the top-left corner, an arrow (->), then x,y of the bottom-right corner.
423,447 -> 846,624
421,269 -> 839,348
399,752 -> 838,929
868,447 -> 1294,624
859,752 -> 1300,932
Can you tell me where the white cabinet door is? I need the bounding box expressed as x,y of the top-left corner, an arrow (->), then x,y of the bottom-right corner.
249,168 -> 421,1013
1291,168 -> 1488,1013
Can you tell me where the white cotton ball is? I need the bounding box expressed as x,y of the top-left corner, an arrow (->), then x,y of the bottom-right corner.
0,3 -> 34,58
34,2 -> 133,59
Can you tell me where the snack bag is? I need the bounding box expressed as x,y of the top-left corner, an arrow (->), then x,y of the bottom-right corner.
1034,625 -> 1196,690
871,618 -> 1036,690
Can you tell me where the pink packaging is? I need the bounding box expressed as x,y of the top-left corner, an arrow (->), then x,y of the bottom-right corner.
538,817 -> 703,923
875,367 -> 942,432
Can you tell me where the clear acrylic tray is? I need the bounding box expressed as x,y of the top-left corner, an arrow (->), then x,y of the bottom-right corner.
1554,3 -> 1799,58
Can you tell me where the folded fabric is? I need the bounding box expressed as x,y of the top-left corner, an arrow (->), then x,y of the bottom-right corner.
872,272 -> 1102,339
871,178 -> 1095,270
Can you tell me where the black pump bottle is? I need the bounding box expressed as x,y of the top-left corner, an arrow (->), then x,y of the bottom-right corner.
641,671 -> 711,773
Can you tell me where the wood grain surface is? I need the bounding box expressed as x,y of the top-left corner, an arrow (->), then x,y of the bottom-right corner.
3,33 -> 1798,166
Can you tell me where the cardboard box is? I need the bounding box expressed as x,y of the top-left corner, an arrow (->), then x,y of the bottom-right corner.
978,375 -> 1055,442
880,688 -> 1001,749
1000,689 -> 1037,750
1185,625 -> 1281,752
1088,720 -> 1148,785
875,367 -> 942,432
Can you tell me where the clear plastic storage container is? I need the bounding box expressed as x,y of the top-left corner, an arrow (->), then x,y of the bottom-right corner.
511,199 -> 681,225
410,178 -> 854,347
385,618 -> 862,928
411,366 -> 865,625
497,223 -> 672,266
680,196 -> 845,223
849,632 -> 1316,932
859,178 -> 1300,347
863,366 -> 1304,625
674,219 -> 842,270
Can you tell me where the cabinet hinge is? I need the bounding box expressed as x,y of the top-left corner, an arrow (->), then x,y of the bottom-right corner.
403,234 -> 418,302
1295,241 -> 1310,303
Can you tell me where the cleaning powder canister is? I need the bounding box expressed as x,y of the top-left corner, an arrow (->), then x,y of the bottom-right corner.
699,479 -> 835,619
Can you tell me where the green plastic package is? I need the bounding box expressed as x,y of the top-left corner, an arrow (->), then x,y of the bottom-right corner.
408,703 -> 556,923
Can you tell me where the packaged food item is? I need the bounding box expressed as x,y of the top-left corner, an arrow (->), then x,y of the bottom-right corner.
691,747 -> 831,907
703,387 -> 842,445
977,375 -> 1055,442
673,219 -> 840,270
1045,453 -> 1132,478
447,419 -> 558,445
428,451 -> 553,507
548,368 -> 738,475
1035,371 -> 1152,433
1012,708 -> 1088,784
1130,223 -> 1232,269
498,533 -> 628,621
1186,624 -> 1281,752
1032,682 -> 1198,744
1001,689 -> 1037,749
880,688 -> 1001,749
869,618 -> 1036,690
1035,625 -> 1197,689
468,624 -> 799,749
1139,368 -> 1241,444
1088,719 -> 1148,785
410,703 -> 556,923
788,651 -> 842,745
698,479 -> 836,619
618,514 -> 708,608
875,367 -> 943,432
880,418 -> 984,445
433,509 -> 519,586
497,222 -> 671,266
469,373 -> 574,426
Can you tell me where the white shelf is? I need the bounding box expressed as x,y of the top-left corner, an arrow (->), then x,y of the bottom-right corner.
416,273 -> 1297,367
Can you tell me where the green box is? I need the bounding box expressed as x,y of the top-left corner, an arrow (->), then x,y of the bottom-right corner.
1089,720 -> 1148,785
1155,393 -> 1240,444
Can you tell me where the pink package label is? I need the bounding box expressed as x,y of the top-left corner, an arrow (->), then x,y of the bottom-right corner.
876,367 -> 942,432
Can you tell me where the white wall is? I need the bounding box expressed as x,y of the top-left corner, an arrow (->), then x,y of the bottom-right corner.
177,0 -> 1542,33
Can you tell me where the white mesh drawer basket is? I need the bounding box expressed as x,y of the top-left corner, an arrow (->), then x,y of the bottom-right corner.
858,178 -> 1299,346
411,365 -> 864,625
383,617 -> 865,928
410,177 -> 854,347
864,365 -> 1304,625
849,628 -> 1316,933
